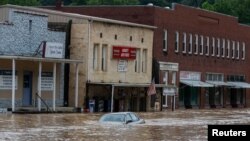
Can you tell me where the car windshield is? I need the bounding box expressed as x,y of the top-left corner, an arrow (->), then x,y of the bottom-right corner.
99,114 -> 125,122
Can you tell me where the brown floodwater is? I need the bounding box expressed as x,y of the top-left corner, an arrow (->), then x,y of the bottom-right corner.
0,108 -> 250,141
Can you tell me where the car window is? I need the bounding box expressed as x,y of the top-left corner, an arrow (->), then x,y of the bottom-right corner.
100,114 -> 125,122
129,113 -> 139,121
125,114 -> 133,121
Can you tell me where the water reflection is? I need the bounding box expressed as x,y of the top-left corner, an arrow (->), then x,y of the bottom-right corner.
0,108 -> 250,140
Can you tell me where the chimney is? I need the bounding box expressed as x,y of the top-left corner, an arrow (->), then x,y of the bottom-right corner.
56,0 -> 63,9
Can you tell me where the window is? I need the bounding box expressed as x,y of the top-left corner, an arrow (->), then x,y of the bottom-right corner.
236,42 -> 240,59
205,36 -> 209,56
93,44 -> 99,71
101,45 -> 107,71
232,41 -> 235,59
100,33 -> 103,38
172,72 -> 176,85
182,32 -> 186,53
115,34 -> 117,40
216,38 -> 220,57
141,38 -> 144,43
227,40 -> 230,58
135,49 -> 140,73
163,30 -> 167,51
242,42 -> 245,60
163,71 -> 168,85
29,20 -> 32,33
175,31 -> 179,52
142,49 -> 147,73
211,37 -> 215,56
130,36 -> 133,41
194,34 -> 198,54
188,34 -> 192,54
206,73 -> 224,81
222,39 -> 225,57
199,35 -> 203,55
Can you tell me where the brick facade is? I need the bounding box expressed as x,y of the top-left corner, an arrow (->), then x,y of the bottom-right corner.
48,3 -> 250,109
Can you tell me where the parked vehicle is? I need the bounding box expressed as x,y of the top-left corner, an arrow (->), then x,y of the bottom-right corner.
99,112 -> 145,124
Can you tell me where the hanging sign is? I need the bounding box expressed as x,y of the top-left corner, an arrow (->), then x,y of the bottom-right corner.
43,42 -> 64,59
112,46 -> 136,59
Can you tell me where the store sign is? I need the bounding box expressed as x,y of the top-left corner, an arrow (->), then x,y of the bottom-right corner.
159,62 -> 179,71
0,70 -> 18,90
117,60 -> 128,72
43,42 -> 64,59
163,87 -> 176,96
180,71 -> 201,81
41,72 -> 53,91
112,46 -> 136,59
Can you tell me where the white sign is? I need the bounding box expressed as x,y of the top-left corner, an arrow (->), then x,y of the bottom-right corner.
0,75 -> 18,90
180,71 -> 201,81
163,87 -> 176,96
118,60 -> 128,72
41,72 -> 53,91
44,42 -> 64,59
159,62 -> 179,71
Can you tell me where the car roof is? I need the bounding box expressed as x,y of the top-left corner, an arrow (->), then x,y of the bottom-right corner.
104,112 -> 135,115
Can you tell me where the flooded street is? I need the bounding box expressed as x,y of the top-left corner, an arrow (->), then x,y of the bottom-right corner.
0,108 -> 250,141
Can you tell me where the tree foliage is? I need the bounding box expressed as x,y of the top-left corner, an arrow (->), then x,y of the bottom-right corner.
202,0 -> 250,24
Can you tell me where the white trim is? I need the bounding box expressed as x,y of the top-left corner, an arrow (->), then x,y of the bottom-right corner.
199,35 -> 203,55
52,62 -> 56,111
242,42 -> 245,60
11,59 -> 15,112
188,33 -> 192,54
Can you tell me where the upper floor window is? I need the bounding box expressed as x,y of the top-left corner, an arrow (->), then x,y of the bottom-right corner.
182,32 -> 187,53
227,40 -> 230,58
221,39 -> 225,57
101,45 -> 108,72
236,41 -> 240,59
163,30 -> 168,52
93,44 -> 100,71
142,49 -> 147,73
232,41 -> 235,59
135,49 -> 141,73
199,35 -> 203,55
211,37 -> 215,56
205,36 -> 209,56
242,42 -> 245,60
194,34 -> 198,54
216,38 -> 220,57
206,73 -> 224,81
175,31 -> 179,53
188,34 -> 192,54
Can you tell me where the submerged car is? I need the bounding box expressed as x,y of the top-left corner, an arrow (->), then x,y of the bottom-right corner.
99,112 -> 145,124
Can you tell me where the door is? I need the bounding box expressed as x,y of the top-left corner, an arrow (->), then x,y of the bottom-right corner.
23,72 -> 32,106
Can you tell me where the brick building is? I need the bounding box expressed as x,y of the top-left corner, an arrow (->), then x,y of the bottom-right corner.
47,2 -> 250,109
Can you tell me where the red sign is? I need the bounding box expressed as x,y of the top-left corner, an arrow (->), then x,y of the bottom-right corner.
112,46 -> 136,59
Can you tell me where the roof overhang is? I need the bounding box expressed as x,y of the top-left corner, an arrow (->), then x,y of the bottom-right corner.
0,55 -> 83,64
87,82 -> 176,88
180,80 -> 214,87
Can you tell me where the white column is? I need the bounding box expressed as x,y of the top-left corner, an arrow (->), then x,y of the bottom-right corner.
53,63 -> 57,111
37,62 -> 42,111
111,85 -> 114,112
75,63 -> 79,107
12,59 -> 16,112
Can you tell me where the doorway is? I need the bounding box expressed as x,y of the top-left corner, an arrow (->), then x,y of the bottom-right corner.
22,71 -> 32,106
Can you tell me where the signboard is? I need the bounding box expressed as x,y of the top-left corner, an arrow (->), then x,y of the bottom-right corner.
180,71 -> 201,81
43,42 -> 64,59
159,62 -> 179,71
117,60 -> 128,72
41,72 -> 53,91
163,87 -> 176,96
0,70 -> 18,90
112,46 -> 136,59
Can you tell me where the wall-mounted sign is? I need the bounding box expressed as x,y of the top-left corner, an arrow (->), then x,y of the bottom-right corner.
41,72 -> 53,91
0,70 -> 18,90
43,42 -> 64,59
112,46 -> 136,59
180,71 -> 201,81
163,87 -> 176,96
117,60 -> 128,72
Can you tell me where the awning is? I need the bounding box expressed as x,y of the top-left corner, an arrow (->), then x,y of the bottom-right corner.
227,82 -> 250,88
206,81 -> 234,87
180,80 -> 214,87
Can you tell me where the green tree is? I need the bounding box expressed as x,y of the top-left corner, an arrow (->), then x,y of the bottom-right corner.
39,0 -> 56,6
7,0 -> 40,6
71,0 -> 87,5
